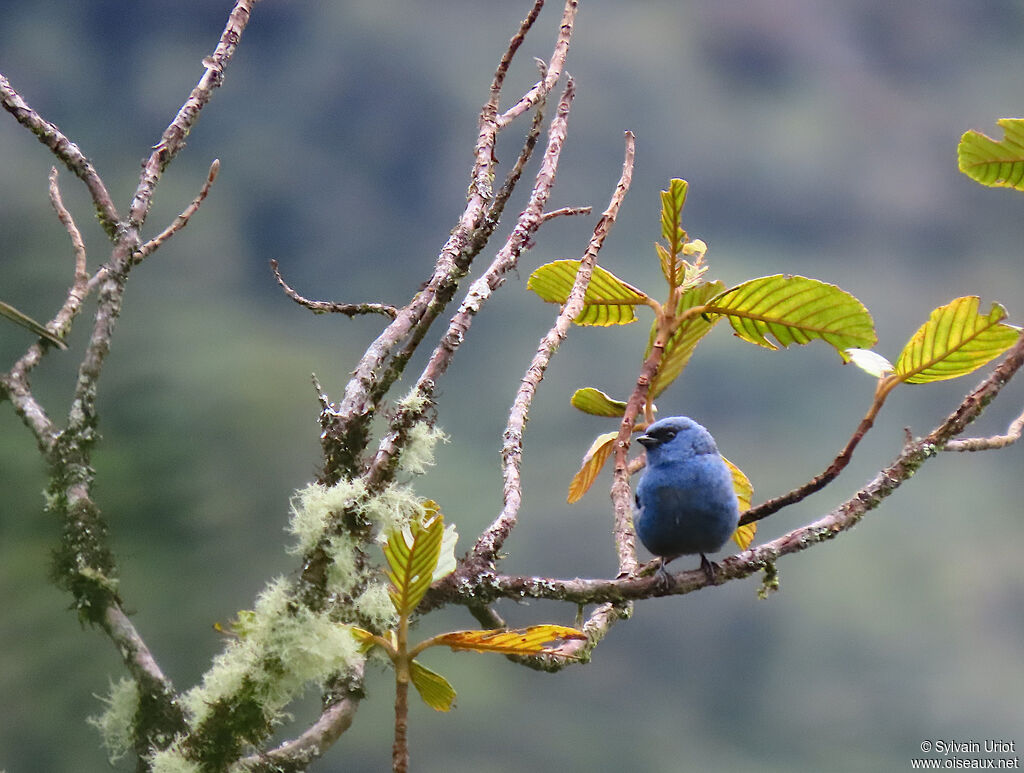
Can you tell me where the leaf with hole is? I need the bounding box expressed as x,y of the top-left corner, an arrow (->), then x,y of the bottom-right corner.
895,296 -> 1021,384
527,259 -> 649,326
958,118 -> 1024,190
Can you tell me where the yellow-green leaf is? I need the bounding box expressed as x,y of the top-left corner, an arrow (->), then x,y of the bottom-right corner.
958,118 -> 1024,190
648,281 -> 726,398
704,275 -> 876,359
410,660 -> 456,712
384,504 -> 446,617
723,457 -> 756,550
567,431 -> 618,503
0,300 -> 67,349
527,259 -> 649,326
659,177 -> 692,256
431,625 -> 587,657
570,387 -> 627,417
894,296 -> 1021,384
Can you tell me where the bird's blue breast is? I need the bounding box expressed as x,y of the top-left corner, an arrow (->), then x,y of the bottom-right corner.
634,453 -> 739,558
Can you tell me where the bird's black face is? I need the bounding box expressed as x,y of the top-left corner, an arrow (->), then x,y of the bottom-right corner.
636,422 -> 680,450
637,417 -> 718,463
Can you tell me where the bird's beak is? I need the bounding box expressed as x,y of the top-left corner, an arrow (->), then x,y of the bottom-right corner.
636,435 -> 657,449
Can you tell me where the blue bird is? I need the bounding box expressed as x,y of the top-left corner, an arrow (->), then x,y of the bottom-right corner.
634,416 -> 739,583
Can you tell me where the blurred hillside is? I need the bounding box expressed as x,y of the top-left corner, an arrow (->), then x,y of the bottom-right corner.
1,1 -> 1023,771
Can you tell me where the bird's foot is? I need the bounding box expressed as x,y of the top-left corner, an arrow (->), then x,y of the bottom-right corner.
700,554 -> 721,585
654,557 -> 677,592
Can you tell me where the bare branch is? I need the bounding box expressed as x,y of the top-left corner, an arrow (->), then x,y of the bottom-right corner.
541,205 -> 592,222
943,404 -> 1024,451
488,0 -> 546,112
0,366 -> 58,452
496,0 -> 579,128
320,0 -> 580,481
470,131 -> 635,568
133,159 -> 221,262
0,73 -> 121,237
126,0 -> 257,235
739,391 -> 888,526
47,168 -> 91,337
365,78 -> 579,489
270,260 -> 398,319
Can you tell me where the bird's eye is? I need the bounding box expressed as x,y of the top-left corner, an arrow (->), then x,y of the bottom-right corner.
657,429 -> 676,441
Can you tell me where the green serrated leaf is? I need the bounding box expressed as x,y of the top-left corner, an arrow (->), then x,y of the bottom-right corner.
895,296 -> 1021,384
659,178 -> 689,253
647,281 -> 726,398
0,300 -> 67,349
570,387 -> 627,417
958,118 -> 1024,190
527,259 -> 649,326
410,660 -> 456,712
384,507 -> 446,617
704,275 -> 876,359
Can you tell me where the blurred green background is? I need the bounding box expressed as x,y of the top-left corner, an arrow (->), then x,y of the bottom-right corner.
2,1 -> 1023,771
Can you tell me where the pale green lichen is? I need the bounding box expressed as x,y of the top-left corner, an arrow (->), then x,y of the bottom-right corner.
360,485 -> 425,542
182,576 -> 363,728
287,478 -> 367,554
324,532 -> 361,596
397,422 -> 448,476
354,581 -> 397,630
88,676 -> 138,763
396,387 -> 431,413
148,738 -> 200,773
78,565 -> 120,593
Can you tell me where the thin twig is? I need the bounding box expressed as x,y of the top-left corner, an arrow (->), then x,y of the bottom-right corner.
541,205 -> 592,222
497,0 -> 579,128
47,168 -> 91,337
365,78 -> 578,489
943,405 -> 1024,451
488,0 -> 546,113
320,1 -> 580,482
270,260 -> 398,318
0,73 -> 121,237
469,131 -> 635,569
133,159 -> 221,263
739,400 -> 884,526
